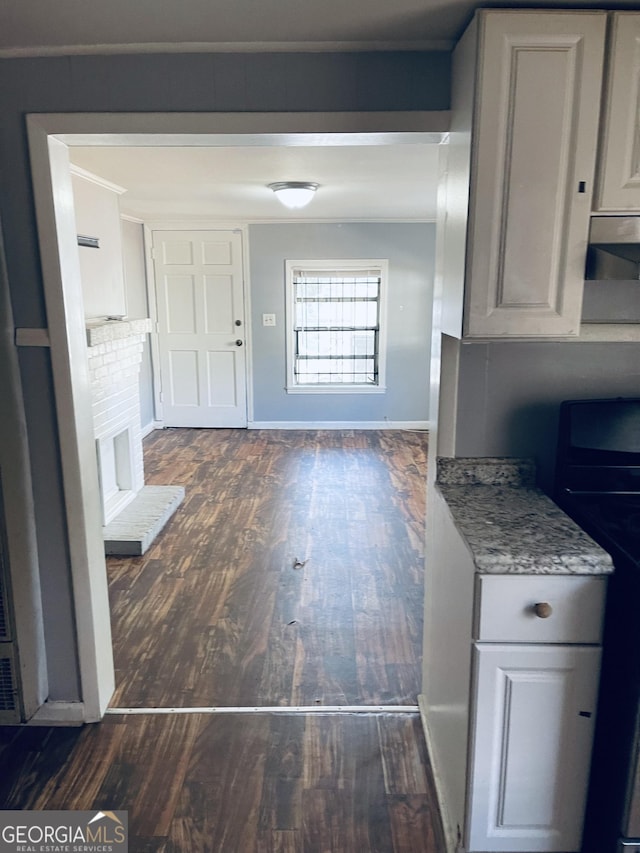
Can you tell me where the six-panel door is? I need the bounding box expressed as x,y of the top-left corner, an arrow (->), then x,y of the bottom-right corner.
152,230 -> 247,428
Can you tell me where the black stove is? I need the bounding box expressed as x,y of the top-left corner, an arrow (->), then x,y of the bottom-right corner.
562,493 -> 640,568
556,398 -> 640,564
554,398 -> 640,853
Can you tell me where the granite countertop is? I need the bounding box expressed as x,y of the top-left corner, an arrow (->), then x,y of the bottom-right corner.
436,458 -> 614,576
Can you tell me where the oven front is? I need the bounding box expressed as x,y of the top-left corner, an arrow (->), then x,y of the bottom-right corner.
555,398 -> 640,853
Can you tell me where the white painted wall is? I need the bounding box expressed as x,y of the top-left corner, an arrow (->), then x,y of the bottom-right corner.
71,172 -> 126,319
121,218 -> 155,431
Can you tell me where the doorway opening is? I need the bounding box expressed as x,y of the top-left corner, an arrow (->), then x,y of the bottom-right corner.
26,112 -> 447,722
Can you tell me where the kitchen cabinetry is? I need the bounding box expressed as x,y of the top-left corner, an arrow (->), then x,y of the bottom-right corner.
594,13 -> 640,212
466,576 -> 603,852
421,463 -> 611,853
458,11 -> 606,338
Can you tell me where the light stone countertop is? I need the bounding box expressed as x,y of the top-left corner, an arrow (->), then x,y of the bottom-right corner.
436,458 -> 614,575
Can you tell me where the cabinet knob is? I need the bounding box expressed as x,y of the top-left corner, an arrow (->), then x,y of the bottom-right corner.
534,602 -> 553,619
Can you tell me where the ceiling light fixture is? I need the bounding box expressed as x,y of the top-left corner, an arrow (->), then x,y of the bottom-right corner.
268,181 -> 319,209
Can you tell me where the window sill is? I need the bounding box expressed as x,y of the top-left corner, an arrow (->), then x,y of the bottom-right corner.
286,385 -> 387,395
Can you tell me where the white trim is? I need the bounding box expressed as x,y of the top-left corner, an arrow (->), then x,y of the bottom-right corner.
248,420 -> 431,430
125,215 -> 438,226
23,111 -> 437,723
143,219 -> 252,232
142,226 -> 163,423
285,385 -> 386,395
120,213 -> 144,225
285,258 -> 388,393
0,41 -> 454,59
107,704 -> 420,715
28,701 -> 86,726
141,420 -> 162,438
33,112 -> 450,140
69,164 -> 127,195
418,694 -> 459,853
241,228 -> 255,424
26,119 -> 115,724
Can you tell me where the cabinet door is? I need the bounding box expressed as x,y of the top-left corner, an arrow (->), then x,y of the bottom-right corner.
466,643 -> 600,852
464,11 -> 606,338
595,13 -> 640,212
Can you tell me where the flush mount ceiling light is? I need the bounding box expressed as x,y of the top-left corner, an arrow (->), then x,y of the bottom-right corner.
268,181 -> 319,209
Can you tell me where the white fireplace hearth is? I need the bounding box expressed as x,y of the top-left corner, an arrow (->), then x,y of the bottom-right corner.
86,317 -> 184,555
97,422 -> 136,525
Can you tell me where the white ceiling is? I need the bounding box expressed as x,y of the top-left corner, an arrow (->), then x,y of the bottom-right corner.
5,0 -> 640,55
69,143 -> 443,222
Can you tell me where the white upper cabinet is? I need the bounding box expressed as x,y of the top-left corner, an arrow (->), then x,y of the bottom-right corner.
595,13 -> 640,212
464,12 -> 607,338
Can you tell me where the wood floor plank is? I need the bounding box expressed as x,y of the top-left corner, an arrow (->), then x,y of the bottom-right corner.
377,714 -> 430,795
107,428 -> 428,708
28,722 -> 126,811
0,430 -> 446,850
0,727 -> 88,810
0,712 -> 446,852
388,794 -> 444,853
98,714 -> 202,838
301,788 -> 357,853
255,829 -> 301,853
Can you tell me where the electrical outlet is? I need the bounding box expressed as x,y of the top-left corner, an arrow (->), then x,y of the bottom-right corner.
263,313 -> 276,327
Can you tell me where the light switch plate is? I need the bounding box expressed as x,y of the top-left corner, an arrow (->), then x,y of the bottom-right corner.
263,313 -> 276,327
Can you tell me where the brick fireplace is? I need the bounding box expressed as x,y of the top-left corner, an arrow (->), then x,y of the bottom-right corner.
86,318 -> 184,555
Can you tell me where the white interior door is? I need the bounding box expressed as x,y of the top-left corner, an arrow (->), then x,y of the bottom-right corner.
152,229 -> 247,427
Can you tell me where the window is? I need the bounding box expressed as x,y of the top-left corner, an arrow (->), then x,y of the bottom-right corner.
286,259 -> 387,393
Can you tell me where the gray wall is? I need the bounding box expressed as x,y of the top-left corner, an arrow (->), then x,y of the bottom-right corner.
0,51 -> 450,702
249,222 -> 435,423
453,340 -> 640,493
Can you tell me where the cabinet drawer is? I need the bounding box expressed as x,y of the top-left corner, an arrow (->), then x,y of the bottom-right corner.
474,575 -> 607,644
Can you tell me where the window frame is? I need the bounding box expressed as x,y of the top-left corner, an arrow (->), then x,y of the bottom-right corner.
285,258 -> 388,394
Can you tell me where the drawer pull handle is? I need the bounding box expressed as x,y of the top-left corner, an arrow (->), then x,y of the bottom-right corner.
534,602 -> 553,619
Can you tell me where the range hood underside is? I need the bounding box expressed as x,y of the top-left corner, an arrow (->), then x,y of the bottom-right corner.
587,216 -> 640,278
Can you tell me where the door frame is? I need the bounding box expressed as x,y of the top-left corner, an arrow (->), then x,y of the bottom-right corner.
25,111 -> 447,723
143,221 -> 253,427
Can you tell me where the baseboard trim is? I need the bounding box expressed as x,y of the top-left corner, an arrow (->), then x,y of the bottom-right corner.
141,420 -> 163,438
418,694 -> 461,853
28,701 -> 86,726
248,420 -> 431,431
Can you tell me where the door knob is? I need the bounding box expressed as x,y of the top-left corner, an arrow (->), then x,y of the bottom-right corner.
235,319 -> 242,326
235,339 -> 243,346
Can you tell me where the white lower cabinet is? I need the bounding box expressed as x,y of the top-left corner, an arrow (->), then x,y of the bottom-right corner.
466,644 -> 601,852
422,487 -> 608,853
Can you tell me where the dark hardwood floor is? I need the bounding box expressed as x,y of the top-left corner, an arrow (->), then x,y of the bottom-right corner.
0,429 -> 447,851
0,711 -> 445,852
108,429 -> 428,708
